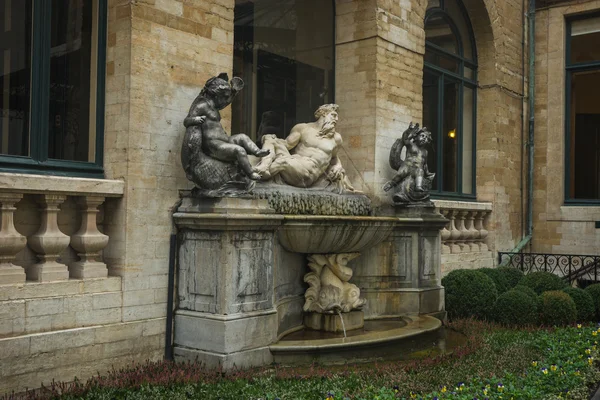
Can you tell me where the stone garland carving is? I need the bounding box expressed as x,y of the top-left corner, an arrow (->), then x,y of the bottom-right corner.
384,122 -> 435,205
303,253 -> 366,313
181,73 -> 270,197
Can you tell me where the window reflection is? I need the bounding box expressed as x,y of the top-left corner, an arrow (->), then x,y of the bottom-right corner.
0,0 -> 32,157
49,0 -> 95,162
232,0 -> 334,143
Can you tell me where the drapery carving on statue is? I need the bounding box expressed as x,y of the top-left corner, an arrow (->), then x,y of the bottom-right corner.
253,104 -> 357,194
303,253 -> 366,313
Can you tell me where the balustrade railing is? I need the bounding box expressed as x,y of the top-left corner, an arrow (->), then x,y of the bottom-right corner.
0,174 -> 123,285
434,201 -> 492,255
498,252 -> 600,285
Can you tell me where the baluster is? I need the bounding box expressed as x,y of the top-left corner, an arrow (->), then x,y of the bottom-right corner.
439,209 -> 451,254
448,210 -> 462,253
475,211 -> 489,251
69,196 -> 109,279
0,193 -> 27,285
466,210 -> 479,252
26,195 -> 70,282
456,211 -> 469,252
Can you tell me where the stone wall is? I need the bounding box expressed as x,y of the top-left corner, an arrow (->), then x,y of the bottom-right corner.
0,0 -> 237,394
532,1 -> 600,256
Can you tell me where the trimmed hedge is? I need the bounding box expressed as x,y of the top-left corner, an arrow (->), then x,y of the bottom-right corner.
538,291 -> 577,326
477,268 -> 511,294
585,283 -> 600,318
493,289 -> 538,326
513,285 -> 538,301
562,287 -> 595,322
442,269 -> 498,320
520,271 -> 567,295
497,266 -> 524,289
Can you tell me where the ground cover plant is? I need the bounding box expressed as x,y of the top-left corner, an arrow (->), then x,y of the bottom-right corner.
4,320 -> 600,400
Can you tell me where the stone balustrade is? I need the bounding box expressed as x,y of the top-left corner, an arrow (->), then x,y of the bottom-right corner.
0,173 -> 124,285
433,200 -> 492,255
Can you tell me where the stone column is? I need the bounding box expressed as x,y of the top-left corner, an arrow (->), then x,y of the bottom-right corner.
0,193 -> 27,285
26,195 -> 70,282
69,196 -> 109,279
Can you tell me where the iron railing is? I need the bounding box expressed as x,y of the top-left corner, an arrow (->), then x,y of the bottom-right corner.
498,252 -> 600,285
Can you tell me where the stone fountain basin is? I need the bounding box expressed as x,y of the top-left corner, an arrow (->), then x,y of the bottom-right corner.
277,215 -> 396,254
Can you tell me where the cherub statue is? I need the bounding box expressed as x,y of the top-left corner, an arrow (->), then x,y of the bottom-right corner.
181,73 -> 270,195
383,122 -> 435,204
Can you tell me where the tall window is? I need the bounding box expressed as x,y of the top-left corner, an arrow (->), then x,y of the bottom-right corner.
232,0 -> 335,143
0,0 -> 106,177
423,0 -> 477,197
566,14 -> 600,202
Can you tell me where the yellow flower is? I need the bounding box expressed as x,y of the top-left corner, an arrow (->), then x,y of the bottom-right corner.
592,331 -> 598,336
578,324 -> 582,328
410,392 -> 417,399
441,386 -> 447,393
532,361 -> 538,367
484,388 -> 488,395
589,357 -> 594,365
586,348 -> 592,354
551,365 -> 558,371
542,368 -> 549,374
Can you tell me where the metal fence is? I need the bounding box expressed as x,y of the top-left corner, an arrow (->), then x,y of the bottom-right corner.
498,252 -> 600,285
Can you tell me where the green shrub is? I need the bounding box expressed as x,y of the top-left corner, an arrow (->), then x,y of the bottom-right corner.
513,285 -> 538,301
538,291 -> 577,326
477,268 -> 511,294
442,269 -> 498,320
520,271 -> 567,294
585,283 -> 600,319
493,289 -> 538,326
497,266 -> 524,289
562,287 -> 595,322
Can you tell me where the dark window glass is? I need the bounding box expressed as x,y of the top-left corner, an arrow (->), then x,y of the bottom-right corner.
49,0 -> 94,162
570,17 -> 600,65
0,0 -> 32,157
425,15 -> 458,55
424,0 -> 476,197
568,70 -> 600,200
442,79 -> 459,192
232,0 -> 334,143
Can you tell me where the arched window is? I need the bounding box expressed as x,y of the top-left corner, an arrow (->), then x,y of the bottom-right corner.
424,0 -> 477,197
232,0 -> 335,144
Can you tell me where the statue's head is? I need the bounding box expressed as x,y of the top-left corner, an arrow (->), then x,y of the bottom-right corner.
314,104 -> 339,136
200,73 -> 244,110
415,127 -> 433,147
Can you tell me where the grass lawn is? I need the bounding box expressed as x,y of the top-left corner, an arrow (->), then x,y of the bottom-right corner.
5,319 -> 600,400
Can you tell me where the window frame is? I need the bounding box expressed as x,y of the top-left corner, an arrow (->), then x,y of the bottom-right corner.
0,0 -> 107,178
564,11 -> 600,205
424,0 -> 478,200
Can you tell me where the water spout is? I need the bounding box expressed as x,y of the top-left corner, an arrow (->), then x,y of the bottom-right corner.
336,310 -> 347,338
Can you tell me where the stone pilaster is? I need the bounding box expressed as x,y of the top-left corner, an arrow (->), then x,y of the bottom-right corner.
26,195 -> 70,282
0,193 -> 27,285
69,196 -> 109,279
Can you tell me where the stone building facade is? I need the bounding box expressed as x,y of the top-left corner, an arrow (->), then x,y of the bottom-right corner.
0,0 -> 586,393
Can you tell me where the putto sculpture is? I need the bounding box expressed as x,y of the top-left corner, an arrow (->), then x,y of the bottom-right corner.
384,122 -> 435,204
181,73 -> 270,196
254,104 -> 356,193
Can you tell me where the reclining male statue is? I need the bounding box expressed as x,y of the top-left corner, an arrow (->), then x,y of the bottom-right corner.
254,104 -> 356,193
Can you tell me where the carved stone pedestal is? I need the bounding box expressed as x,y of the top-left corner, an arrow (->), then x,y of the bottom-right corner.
173,196 -> 283,369
304,311 -> 364,332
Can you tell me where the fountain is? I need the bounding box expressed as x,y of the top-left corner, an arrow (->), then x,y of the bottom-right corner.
172,74 -> 447,369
